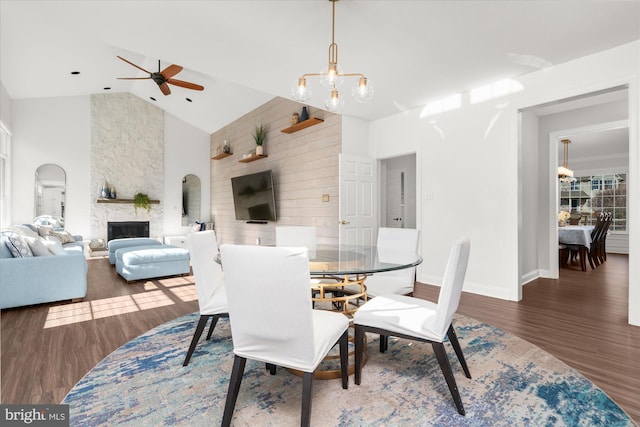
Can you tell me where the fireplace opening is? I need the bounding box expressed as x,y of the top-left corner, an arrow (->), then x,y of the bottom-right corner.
108,221 -> 150,242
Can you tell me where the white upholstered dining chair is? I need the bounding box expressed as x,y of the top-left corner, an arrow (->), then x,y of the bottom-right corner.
182,230 -> 228,366
219,244 -> 349,427
362,227 -> 420,296
353,237 -> 471,416
275,225 -> 317,258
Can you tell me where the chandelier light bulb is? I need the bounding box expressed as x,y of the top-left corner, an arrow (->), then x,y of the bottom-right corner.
291,77 -> 312,102
324,89 -> 344,112
320,63 -> 344,89
352,77 -> 374,103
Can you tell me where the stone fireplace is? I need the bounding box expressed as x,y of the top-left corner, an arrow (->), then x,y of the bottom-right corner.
89,93 -> 164,242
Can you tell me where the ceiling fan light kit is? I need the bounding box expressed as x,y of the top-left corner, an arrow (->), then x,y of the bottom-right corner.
117,55 -> 204,96
291,0 -> 373,112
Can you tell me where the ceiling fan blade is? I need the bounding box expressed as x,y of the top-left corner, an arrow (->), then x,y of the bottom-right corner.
167,78 -> 204,91
117,77 -> 152,80
161,64 -> 183,79
116,56 -> 152,75
159,82 -> 171,95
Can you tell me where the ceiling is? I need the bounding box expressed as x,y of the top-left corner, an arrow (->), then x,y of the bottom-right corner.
1,1 -> 639,135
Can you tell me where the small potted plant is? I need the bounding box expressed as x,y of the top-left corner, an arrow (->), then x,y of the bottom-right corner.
133,192 -> 151,214
253,123 -> 266,156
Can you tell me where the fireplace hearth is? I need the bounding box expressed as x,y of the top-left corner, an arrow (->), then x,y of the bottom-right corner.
108,221 -> 150,242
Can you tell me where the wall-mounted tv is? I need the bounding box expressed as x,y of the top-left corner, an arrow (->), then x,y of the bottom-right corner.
231,169 -> 277,223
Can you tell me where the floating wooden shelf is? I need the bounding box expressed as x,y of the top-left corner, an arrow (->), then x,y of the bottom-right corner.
96,198 -> 160,204
281,117 -> 324,134
239,154 -> 268,163
212,152 -> 232,160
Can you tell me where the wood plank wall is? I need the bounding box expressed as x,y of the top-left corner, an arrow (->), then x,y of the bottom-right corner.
210,97 -> 341,247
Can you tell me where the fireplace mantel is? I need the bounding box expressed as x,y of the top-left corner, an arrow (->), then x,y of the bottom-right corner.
96,198 -> 160,204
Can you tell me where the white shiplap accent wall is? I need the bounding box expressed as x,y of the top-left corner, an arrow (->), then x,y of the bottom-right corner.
90,93 -> 164,241
211,97 -> 341,246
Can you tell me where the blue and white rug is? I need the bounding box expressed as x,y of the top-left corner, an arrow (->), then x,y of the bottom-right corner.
63,313 -> 635,426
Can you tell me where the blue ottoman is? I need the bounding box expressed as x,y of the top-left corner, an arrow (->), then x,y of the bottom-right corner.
115,245 -> 190,282
108,238 -> 163,265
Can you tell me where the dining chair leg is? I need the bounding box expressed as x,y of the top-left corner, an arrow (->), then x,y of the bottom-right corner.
579,247 -> 587,271
447,324 -> 471,379
354,325 -> 365,386
222,355 -> 247,427
339,331 -> 349,390
206,315 -> 220,340
183,315 -> 211,366
432,342 -> 465,416
379,335 -> 388,353
265,363 -> 277,375
301,372 -> 314,427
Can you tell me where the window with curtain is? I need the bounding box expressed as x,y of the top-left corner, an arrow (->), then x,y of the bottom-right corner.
559,173 -> 626,231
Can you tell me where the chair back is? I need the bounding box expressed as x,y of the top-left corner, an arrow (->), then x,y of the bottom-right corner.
220,244 -> 316,364
276,226 -> 317,258
433,238 -> 470,339
187,230 -> 227,314
367,228 -> 420,295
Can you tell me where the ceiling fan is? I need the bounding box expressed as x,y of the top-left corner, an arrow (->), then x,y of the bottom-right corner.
116,55 -> 204,96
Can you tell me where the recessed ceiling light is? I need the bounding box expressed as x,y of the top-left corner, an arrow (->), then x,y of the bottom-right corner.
150,97 -> 156,101
186,98 -> 192,102
70,71 -> 80,75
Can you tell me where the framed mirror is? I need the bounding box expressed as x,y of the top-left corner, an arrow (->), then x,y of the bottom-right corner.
34,164 -> 66,228
182,174 -> 201,226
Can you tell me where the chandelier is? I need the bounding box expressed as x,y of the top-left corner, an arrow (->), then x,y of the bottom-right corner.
558,139 -> 575,182
291,0 -> 374,112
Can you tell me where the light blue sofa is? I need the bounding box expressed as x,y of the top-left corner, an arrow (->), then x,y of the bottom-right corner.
0,226 -> 88,309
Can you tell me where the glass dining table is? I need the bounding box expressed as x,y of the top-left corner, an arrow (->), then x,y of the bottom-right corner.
307,244 -> 423,316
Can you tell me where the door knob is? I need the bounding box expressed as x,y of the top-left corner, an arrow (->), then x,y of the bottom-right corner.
340,220 -> 350,225
393,217 -> 402,221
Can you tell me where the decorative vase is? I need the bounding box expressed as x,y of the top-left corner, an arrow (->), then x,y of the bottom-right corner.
223,140 -> 231,154
300,106 -> 309,121
256,145 -> 264,156
109,187 -> 116,199
291,113 -> 300,126
101,181 -> 108,198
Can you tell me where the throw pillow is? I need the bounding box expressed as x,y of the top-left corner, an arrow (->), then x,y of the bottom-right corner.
37,225 -> 54,237
5,232 -> 34,258
50,230 -> 75,244
43,238 -> 67,255
24,236 -> 52,257
9,225 -> 40,239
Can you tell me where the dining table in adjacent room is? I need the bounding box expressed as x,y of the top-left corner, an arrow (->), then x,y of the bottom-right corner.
558,225 -> 595,271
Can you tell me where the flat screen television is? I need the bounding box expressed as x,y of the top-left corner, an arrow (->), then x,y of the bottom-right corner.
231,169 -> 277,222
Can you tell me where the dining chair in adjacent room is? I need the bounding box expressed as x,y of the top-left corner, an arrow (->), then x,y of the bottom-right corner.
362,227 -> 420,297
353,237 -> 471,416
182,230 -> 228,366
219,244 -> 349,427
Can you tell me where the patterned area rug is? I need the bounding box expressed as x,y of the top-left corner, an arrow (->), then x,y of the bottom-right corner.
63,313 -> 635,426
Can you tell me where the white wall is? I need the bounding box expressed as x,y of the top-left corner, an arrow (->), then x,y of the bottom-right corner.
11,96 -> 92,236
9,94 -> 211,241
164,113 -> 211,236
369,41 -> 640,326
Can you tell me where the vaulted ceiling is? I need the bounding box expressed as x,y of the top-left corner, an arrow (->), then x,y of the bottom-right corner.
1,1 -> 639,134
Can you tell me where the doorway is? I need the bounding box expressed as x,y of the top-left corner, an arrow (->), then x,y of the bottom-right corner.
519,85 -> 632,295
380,154 -> 416,229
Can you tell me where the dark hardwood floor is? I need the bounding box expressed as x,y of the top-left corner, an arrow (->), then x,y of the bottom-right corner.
1,254 -> 638,423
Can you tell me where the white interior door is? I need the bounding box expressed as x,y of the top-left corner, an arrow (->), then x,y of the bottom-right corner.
339,154 -> 376,245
